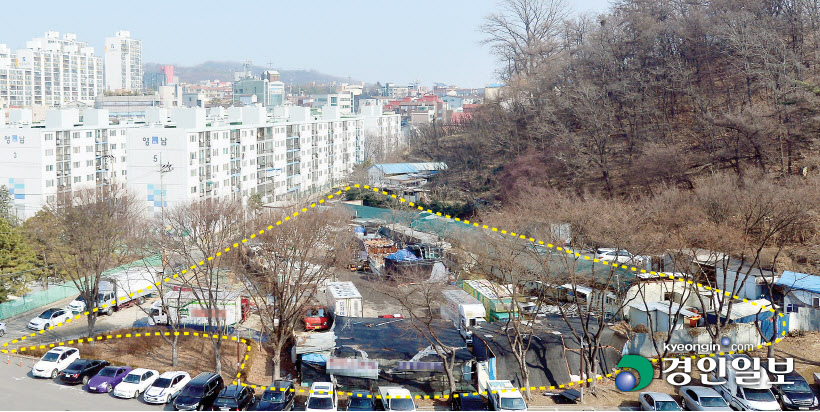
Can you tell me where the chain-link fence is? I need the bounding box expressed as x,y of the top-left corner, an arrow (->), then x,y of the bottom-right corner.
0,282 -> 79,320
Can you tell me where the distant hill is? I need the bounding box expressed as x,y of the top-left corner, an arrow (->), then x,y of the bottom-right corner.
143,61 -> 355,85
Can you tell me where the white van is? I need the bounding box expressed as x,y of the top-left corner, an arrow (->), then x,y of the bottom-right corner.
713,354 -> 780,411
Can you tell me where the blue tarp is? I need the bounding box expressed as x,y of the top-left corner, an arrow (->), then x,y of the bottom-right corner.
385,249 -> 420,261
302,353 -> 328,365
354,225 -> 365,234
776,271 -> 820,293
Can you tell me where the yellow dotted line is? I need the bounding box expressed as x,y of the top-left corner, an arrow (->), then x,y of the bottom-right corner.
0,330 -> 250,374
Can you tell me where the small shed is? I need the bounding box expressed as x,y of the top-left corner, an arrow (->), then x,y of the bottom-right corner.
627,301 -> 700,332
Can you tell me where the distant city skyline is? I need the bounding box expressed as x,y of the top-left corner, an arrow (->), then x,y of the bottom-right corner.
4,0 -> 613,89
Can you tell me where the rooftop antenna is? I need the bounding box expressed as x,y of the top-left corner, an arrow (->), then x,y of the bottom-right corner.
242,59 -> 253,78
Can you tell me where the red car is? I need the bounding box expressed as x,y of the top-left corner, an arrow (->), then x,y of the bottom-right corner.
304,306 -> 331,331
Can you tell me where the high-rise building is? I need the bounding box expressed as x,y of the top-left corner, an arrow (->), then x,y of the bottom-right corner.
104,31 -> 142,92
0,32 -> 103,107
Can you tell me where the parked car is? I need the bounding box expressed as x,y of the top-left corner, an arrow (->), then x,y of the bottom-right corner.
769,371 -> 819,410
87,365 -> 132,393
595,248 -> 636,264
0,321 -> 6,337
304,306 -> 331,331
213,385 -> 255,411
250,380 -> 295,411
639,392 -> 681,411
27,308 -> 72,331
346,390 -> 376,411
31,346 -> 80,379
112,368 -> 159,399
451,391 -> 488,411
486,381 -> 525,412
173,372 -> 225,411
679,386 -> 732,411
378,386 -> 416,412
144,371 -> 192,404
59,359 -> 109,385
305,382 -> 337,412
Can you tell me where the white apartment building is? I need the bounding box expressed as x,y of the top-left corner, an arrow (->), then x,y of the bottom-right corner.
0,32 -> 103,107
358,100 -> 403,160
104,31 -> 142,92
1,104 -> 400,219
0,108 -> 127,220
312,92 -> 354,114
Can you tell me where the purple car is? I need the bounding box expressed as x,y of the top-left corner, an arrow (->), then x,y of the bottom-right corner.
86,365 -> 132,393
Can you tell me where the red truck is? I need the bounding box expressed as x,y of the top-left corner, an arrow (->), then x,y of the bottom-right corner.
304,306 -> 331,331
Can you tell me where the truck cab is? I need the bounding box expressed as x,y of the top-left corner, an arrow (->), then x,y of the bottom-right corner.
378,386 -> 416,411
486,380 -> 527,412
304,306 -> 331,331
461,316 -> 486,345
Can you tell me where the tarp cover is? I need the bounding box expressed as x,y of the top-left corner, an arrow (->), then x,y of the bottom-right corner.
385,249 -> 420,261
302,353 -> 328,365
777,271 -> 820,294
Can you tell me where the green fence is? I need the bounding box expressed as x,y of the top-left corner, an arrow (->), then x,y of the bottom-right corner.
0,282 -> 80,320
0,254 -> 162,321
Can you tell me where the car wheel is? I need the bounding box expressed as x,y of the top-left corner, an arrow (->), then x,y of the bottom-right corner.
44,323 -> 50,330
196,405 -> 203,411
107,385 -> 113,393
82,376 -> 89,385
137,296 -> 146,305
0,329 -> 5,337
105,307 -> 113,316
50,369 -> 58,379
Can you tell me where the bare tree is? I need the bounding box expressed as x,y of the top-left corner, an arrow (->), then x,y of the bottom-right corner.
42,186 -> 144,336
162,198 -> 245,374
236,206 -> 349,380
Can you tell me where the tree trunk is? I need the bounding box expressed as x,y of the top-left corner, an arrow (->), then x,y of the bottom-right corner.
172,335 -> 179,367
272,342 -> 283,380
87,313 -> 97,337
213,340 -> 222,375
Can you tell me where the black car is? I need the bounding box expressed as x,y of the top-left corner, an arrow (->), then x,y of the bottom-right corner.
213,385 -> 256,411
250,380 -> 295,411
771,372 -> 818,410
346,390 -> 376,411
173,372 -> 225,411
451,391 -> 488,411
59,359 -> 109,385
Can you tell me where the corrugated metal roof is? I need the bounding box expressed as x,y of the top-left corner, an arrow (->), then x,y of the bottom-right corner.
776,271 -> 820,293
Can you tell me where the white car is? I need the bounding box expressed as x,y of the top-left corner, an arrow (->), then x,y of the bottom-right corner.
305,382 -> 337,412
31,346 -> 80,379
143,371 -> 191,404
639,392 -> 682,411
27,308 -> 72,331
113,368 -> 159,399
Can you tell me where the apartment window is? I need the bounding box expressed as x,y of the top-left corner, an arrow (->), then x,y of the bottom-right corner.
86,132 -> 92,138
46,149 -> 54,156
87,160 -> 93,167
46,165 -> 54,171
122,170 -> 127,176
190,153 -> 196,160
73,161 -> 80,168
223,148 -> 228,155
45,133 -> 53,141
191,187 -> 197,193
191,170 -> 196,177
86,145 -> 93,152
110,144 -> 116,150
73,176 -> 81,183
120,129 -> 125,136
73,147 -> 80,153
46,180 -> 54,188
87,175 -> 93,181
190,135 -> 196,143
109,130 -> 115,136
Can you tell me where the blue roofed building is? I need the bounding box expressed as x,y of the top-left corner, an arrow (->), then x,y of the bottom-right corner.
776,271 -> 820,332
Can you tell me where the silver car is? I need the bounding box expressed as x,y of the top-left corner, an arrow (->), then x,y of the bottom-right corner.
639,392 -> 681,411
679,386 -> 732,411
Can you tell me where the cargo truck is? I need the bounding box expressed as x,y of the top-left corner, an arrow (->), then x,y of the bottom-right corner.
68,268 -> 157,315
148,289 -> 249,327
440,289 -> 487,344
325,281 -> 363,317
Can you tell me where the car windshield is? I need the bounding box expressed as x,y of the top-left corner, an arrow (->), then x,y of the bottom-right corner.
42,352 -> 60,362
390,398 -> 415,411
263,390 -> 286,402
462,398 -> 485,410
214,397 -> 238,407
98,367 -> 118,377
306,308 -> 325,317
781,377 -> 812,392
498,398 -> 526,410
348,397 -> 372,408
39,310 -> 57,319
65,361 -> 85,370
700,396 -> 728,407
123,373 -> 142,383
655,400 -> 680,411
181,386 -> 205,397
154,378 -> 173,388
744,388 -> 776,402
75,295 -> 85,301
307,397 -> 334,409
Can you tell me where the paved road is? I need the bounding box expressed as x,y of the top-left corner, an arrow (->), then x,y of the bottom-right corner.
1,297 -> 158,349
0,356 -> 168,411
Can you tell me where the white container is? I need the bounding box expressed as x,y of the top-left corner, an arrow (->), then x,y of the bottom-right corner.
325,281 -> 363,317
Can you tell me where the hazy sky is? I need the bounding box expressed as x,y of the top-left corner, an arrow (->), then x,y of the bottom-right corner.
4,0 -> 612,88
